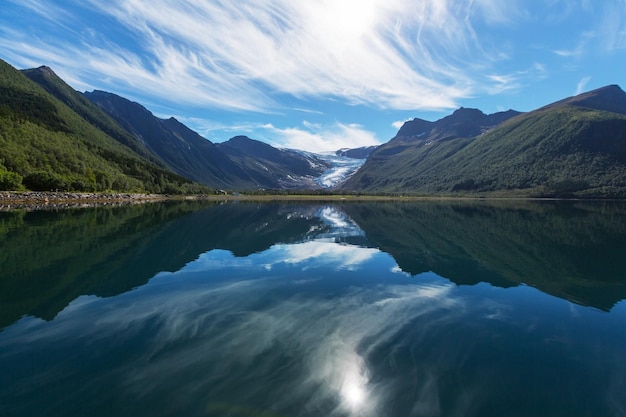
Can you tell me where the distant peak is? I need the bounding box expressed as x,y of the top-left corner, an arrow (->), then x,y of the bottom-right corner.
21,65 -> 59,79
571,84 -> 625,100
562,84 -> 626,115
35,65 -> 58,77
226,135 -> 258,145
85,90 -> 114,97
451,107 -> 485,117
595,84 -> 623,93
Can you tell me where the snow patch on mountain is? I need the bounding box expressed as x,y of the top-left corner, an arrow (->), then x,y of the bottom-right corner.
289,150 -> 366,188
314,154 -> 366,188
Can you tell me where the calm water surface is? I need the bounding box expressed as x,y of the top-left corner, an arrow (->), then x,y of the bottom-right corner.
1,200 -> 626,417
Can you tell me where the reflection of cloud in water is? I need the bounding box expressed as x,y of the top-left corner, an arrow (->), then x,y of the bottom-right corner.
278,240 -> 378,270
1,264 -> 461,416
186,240 -> 379,273
126,280 -> 460,416
3,239 -> 625,417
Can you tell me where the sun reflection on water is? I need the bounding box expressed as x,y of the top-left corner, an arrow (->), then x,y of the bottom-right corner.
333,348 -> 371,414
342,378 -> 367,408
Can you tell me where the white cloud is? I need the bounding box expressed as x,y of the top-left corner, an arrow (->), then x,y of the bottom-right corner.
8,0 -> 620,122
260,121 -> 381,153
484,62 -> 548,95
3,0 -> 523,113
597,2 -> 626,52
576,76 -> 592,95
278,241 -> 379,270
392,119 -> 411,129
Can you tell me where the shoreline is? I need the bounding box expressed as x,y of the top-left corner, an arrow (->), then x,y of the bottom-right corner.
1,191 -> 624,211
0,191 -> 172,211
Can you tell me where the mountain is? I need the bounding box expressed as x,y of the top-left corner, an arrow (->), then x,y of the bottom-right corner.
85,91 -> 331,190
543,84 -> 626,115
83,90 -> 254,189
21,67 -> 165,167
6,57 -> 626,197
341,85 -> 626,198
395,108 -> 521,142
0,60 -> 202,193
216,136 -> 330,189
335,145 -> 378,159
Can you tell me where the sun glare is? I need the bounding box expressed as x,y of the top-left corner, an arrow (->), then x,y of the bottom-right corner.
343,381 -> 366,407
313,0 -> 378,43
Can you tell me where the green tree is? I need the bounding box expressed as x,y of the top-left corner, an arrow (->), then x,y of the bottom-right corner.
0,170 -> 23,190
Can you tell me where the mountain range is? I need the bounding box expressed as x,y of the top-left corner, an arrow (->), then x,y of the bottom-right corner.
342,85 -> 626,197
83,90 -> 338,190
1,58 -> 626,197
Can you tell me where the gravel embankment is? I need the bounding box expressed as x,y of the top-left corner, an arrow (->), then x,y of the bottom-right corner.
0,191 -> 168,211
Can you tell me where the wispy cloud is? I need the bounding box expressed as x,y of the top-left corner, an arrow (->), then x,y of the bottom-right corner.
169,116 -> 380,152
4,0 -> 621,125
576,76 -> 592,95
1,0 -> 522,113
484,62 -> 548,95
260,121 -> 381,152
553,30 -> 594,59
597,2 -> 626,52
1,246 -> 464,416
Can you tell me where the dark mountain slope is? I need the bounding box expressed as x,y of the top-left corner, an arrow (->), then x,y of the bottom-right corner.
394,108 -> 521,142
342,85 -> 626,198
543,84 -> 626,115
342,108 -> 522,192
216,136 -> 329,189
336,145 -> 378,159
86,92 -> 330,190
84,90 -> 252,189
0,60 -> 199,193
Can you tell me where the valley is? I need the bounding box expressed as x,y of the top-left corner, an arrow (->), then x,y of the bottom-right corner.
2,59 -> 626,198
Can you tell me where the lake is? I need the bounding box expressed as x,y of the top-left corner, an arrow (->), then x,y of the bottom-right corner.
1,200 -> 625,417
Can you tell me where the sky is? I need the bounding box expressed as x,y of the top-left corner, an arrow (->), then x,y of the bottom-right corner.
1,1 -> 625,153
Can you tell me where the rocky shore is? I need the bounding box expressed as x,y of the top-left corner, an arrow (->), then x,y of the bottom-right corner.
0,191 -> 170,211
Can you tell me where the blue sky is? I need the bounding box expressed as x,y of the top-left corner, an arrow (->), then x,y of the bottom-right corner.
1,0 -> 625,152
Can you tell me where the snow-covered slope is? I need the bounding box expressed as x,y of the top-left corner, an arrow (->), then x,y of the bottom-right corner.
313,153 -> 367,188
288,150 -> 367,189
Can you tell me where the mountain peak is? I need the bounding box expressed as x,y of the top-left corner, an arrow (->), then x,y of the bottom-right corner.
222,135 -> 275,154
542,84 -> 626,115
229,135 -> 253,142
23,65 -> 58,78
395,118 -> 434,139
21,66 -> 65,85
394,107 -> 521,142
451,107 -> 485,118
568,84 -> 626,115
36,65 -> 56,75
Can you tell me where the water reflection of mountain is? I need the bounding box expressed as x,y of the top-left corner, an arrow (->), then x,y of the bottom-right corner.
0,201 -> 328,328
2,199 -> 626,329
341,200 -> 626,311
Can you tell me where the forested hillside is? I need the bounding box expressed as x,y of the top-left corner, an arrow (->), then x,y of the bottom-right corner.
0,60 -> 209,193
342,85 -> 626,198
